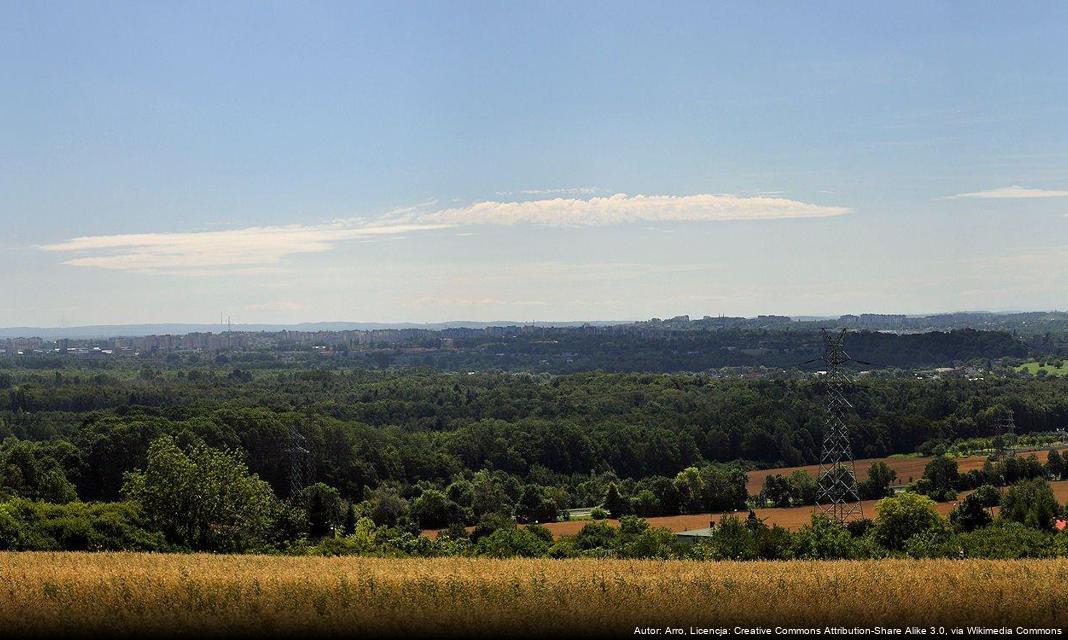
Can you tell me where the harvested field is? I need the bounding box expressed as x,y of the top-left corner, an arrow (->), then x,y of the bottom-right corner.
2,552 -> 1067,636
424,453 -> 1068,539
535,479 -> 1068,538
745,447 -> 1065,494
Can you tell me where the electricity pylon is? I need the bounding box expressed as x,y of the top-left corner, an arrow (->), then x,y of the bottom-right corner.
288,424 -> 310,498
814,329 -> 864,524
993,412 -> 1016,460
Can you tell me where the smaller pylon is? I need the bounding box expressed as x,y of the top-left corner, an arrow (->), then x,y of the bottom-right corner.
288,424 -> 310,497
993,412 -> 1016,460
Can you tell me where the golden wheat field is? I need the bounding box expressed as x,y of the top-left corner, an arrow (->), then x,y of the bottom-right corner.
1,553 -> 1067,637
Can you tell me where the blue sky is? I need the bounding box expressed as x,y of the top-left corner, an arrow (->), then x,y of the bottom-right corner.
3,1 -> 1067,326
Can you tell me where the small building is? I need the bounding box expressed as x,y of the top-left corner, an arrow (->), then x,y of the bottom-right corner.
675,522 -> 717,544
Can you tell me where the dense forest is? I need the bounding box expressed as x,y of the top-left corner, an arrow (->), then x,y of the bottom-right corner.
1,339 -> 1068,557
2,364 -> 1067,500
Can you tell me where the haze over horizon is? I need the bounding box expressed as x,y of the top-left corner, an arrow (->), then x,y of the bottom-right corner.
5,2 -> 1067,327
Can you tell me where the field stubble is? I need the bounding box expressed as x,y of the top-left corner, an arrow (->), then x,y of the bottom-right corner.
2,553 -> 1067,636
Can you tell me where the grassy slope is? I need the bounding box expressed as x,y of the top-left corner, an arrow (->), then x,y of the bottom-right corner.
1017,361 -> 1068,377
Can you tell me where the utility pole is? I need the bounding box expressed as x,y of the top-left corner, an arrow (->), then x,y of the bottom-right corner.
815,329 -> 864,524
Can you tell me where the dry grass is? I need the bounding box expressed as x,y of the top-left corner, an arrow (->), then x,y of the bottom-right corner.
1,553 -> 1067,636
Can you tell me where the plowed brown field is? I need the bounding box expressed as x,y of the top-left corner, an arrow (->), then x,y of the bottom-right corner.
537,479 -> 1068,538
424,449 -> 1067,539
745,447 -> 1063,494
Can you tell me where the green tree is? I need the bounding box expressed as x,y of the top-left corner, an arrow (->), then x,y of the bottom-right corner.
971,484 -> 1002,508
364,486 -> 409,527
299,482 -> 344,539
515,484 -> 558,524
474,526 -> 550,557
760,474 -> 793,508
603,483 -> 629,518
916,455 -> 959,501
1046,449 -> 1065,480
122,435 -> 278,552
858,461 -> 897,500
873,492 -> 942,551
410,489 -> 463,530
629,489 -> 659,517
0,438 -> 78,503
574,520 -> 619,553
787,470 -> 818,505
1000,478 -> 1060,530
469,470 -> 512,518
949,492 -> 993,532
792,513 -> 860,560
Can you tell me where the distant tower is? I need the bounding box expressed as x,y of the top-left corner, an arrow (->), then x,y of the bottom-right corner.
993,411 -> 1016,460
815,329 -> 863,524
288,424 -> 310,497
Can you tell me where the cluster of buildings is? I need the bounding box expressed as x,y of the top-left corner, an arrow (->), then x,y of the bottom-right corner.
0,324 -> 569,358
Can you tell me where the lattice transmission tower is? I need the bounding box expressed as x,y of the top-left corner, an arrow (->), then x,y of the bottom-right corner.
993,412 -> 1016,460
814,329 -> 863,524
288,424 -> 310,498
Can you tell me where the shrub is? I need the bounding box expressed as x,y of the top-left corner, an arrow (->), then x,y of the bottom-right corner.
475,527 -> 550,558
873,492 -> 942,551
959,522 -> 1057,558
573,521 -> 619,553
1000,478 -> 1060,530
792,514 -> 858,560
949,493 -> 993,532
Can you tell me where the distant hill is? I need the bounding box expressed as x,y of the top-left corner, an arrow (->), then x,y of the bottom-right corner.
2,310 -> 1067,340
0,320 -> 628,340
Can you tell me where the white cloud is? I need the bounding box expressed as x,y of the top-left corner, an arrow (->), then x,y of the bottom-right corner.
40,192 -> 847,274
39,222 -> 449,273
414,193 -> 849,227
494,187 -> 602,196
946,185 -> 1068,199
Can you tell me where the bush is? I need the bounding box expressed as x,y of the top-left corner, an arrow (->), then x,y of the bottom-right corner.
792,514 -> 860,560
959,522 -> 1057,558
0,499 -> 168,551
949,493 -> 993,532
1000,479 -> 1060,530
573,521 -> 619,553
903,524 -> 961,558
475,527 -> 550,558
589,508 -> 608,520
873,492 -> 942,551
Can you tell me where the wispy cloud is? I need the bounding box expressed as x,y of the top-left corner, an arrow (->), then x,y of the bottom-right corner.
40,192 -> 847,274
946,185 -> 1068,199
39,222 -> 449,274
412,193 -> 848,227
494,187 -> 603,197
